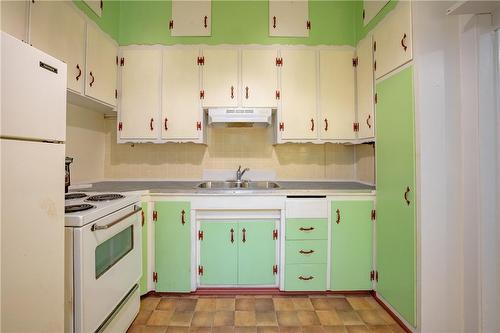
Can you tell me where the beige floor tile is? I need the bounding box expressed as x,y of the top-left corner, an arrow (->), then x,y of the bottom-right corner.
278,327 -> 302,333
388,325 -> 406,333
257,327 -> 279,333
143,326 -> 169,333
127,325 -> 145,333
141,297 -> 161,311
297,311 -> 320,326
217,298 -> 236,311
214,311 -> 235,327
364,298 -> 382,310
133,310 -> 153,325
322,326 -> 348,333
276,311 -> 300,327
236,298 -> 256,311
375,310 -> 396,325
170,311 -> 194,327
235,311 -> 257,326
166,327 -> 189,333
357,310 -> 387,326
310,298 -> 333,311
316,311 -> 342,326
273,298 -> 295,311
302,326 -> 325,333
346,298 -> 372,311
147,310 -> 174,326
255,299 -> 275,312
176,299 -> 198,312
196,299 -> 217,312
345,325 -> 370,333
337,312 -> 364,326
328,299 -> 353,312
190,327 -> 212,333
235,327 -> 257,333
367,325 -> 394,333
192,311 -> 215,327
158,299 -> 178,311
292,299 -> 314,311
213,327 -> 235,333
256,311 -> 278,326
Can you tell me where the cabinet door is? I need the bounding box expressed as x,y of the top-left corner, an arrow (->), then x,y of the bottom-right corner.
139,202 -> 149,295
373,1 -> 412,79
1,0 -> 28,42
202,48 -> 238,107
30,1 -> 86,94
356,35 -> 375,139
119,48 -> 161,140
269,0 -> 309,37
238,221 -> 277,285
331,200 -> 373,291
162,48 -> 201,140
280,49 -> 317,140
171,0 -> 211,37
155,201 -> 191,292
319,49 -> 356,140
375,66 -> 416,326
241,49 -> 278,108
85,23 -> 117,106
199,222 -> 238,285
363,1 -> 389,26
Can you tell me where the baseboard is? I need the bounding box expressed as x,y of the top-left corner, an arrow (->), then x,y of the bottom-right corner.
370,291 -> 412,333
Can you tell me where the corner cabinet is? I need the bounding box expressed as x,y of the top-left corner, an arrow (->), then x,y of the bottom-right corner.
375,66 -> 416,326
154,201 -> 191,292
170,0 -> 211,37
269,0 -> 309,37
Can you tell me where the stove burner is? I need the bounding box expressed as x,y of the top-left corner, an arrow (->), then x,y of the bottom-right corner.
86,193 -> 124,202
65,193 -> 88,200
65,204 -> 95,213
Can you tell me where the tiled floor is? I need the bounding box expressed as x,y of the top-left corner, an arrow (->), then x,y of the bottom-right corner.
127,294 -> 406,333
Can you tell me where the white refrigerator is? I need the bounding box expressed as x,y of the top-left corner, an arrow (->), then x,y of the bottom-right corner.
1,32 -> 67,332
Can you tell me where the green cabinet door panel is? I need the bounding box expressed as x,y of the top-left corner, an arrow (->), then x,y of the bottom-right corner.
285,264 -> 327,291
331,200 -> 373,291
154,201 -> 191,292
139,202 -> 148,295
286,219 -> 328,240
199,222 -> 238,285
285,240 -> 328,264
238,221 -> 276,285
375,66 -> 416,326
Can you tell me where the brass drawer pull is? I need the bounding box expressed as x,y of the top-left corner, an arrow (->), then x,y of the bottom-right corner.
299,227 -> 314,231
404,186 -> 411,206
299,249 -> 314,255
298,275 -> 314,281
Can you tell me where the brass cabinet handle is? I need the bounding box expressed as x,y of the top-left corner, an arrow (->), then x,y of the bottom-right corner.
141,210 -> 145,226
204,15 -> 208,28
242,228 -> 246,243
298,275 -> 314,281
273,16 -> 277,29
89,71 -> 95,87
366,114 -> 372,129
324,118 -> 328,131
299,249 -> 314,255
231,86 -> 234,99
336,209 -> 341,224
401,33 -> 408,51
230,228 -> 234,243
299,227 -> 314,231
150,118 -> 154,131
310,118 -> 314,131
164,118 -> 168,130
404,186 -> 411,205
181,209 -> 186,224
245,86 -> 249,99
76,64 -> 82,81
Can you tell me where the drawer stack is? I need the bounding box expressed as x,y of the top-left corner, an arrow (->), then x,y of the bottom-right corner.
284,199 -> 328,291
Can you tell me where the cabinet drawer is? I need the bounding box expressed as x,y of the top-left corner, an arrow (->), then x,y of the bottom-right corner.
286,219 -> 327,240
286,240 -> 327,264
285,264 -> 326,291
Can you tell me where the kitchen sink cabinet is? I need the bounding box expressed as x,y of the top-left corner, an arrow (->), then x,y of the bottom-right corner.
330,200 -> 373,291
162,48 -> 203,141
199,220 -> 278,286
241,49 -> 279,108
268,0 -> 309,37
118,48 -> 162,140
279,49 -> 317,141
139,202 -> 149,295
319,49 -> 356,141
1,0 -> 28,43
85,23 -> 118,107
30,1 -> 86,95
373,1 -> 412,79
170,0 -> 211,37
154,201 -> 191,292
201,48 -> 239,107
375,66 -> 416,325
356,35 -> 375,139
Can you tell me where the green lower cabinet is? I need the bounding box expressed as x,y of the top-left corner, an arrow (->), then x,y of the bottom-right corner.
199,220 -> 277,286
284,264 -> 327,291
330,200 -> 373,291
139,202 -> 148,295
375,66 -> 416,326
199,222 -> 238,285
154,201 -> 191,292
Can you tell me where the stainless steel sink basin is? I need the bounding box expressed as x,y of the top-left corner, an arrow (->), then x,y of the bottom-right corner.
196,180 -> 280,190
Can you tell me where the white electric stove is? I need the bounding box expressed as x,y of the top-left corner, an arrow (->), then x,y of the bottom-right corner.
65,192 -> 142,333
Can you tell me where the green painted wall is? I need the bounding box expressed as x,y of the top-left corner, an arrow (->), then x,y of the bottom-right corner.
73,0 -> 120,41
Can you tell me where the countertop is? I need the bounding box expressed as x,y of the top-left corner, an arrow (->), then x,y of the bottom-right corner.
72,180 -> 375,196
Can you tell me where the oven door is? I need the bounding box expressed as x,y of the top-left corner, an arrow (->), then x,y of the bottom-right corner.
73,203 -> 141,333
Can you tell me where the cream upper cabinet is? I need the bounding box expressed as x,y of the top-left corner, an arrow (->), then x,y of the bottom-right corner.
279,49 -> 317,141
30,1 -> 86,94
83,0 -> 102,17
202,48 -> 238,107
363,1 -> 389,26
170,0 -> 211,36
319,49 -> 356,141
118,48 -> 162,140
356,35 -> 375,139
85,23 -> 117,106
373,1 -> 412,79
162,48 -> 202,141
269,0 -> 309,37
241,49 -> 278,108
1,0 -> 28,41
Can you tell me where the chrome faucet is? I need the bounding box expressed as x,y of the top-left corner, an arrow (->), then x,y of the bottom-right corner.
236,165 -> 250,182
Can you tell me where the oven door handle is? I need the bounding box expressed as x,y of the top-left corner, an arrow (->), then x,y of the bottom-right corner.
91,206 -> 142,231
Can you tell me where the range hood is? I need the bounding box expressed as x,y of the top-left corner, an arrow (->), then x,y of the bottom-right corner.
208,108 -> 272,127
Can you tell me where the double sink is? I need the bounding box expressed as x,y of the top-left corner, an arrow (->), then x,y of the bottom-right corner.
196,180 -> 280,190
